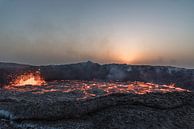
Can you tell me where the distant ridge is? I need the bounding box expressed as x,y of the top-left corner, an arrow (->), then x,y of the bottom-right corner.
0,61 -> 194,91
0,61 -> 192,70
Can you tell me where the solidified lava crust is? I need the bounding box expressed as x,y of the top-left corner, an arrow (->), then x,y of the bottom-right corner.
0,81 -> 193,129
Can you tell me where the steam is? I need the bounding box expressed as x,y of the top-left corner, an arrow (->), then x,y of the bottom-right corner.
107,65 -> 127,81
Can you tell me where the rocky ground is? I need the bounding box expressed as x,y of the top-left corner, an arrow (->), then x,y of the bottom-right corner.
0,62 -> 194,129
0,89 -> 193,129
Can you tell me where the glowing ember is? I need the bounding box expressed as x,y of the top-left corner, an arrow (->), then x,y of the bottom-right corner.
9,71 -> 46,86
4,80 -> 189,99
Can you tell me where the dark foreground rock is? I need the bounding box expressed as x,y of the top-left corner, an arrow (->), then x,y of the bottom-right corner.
0,90 -> 193,129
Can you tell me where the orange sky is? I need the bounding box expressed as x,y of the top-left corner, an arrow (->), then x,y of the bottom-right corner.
0,0 -> 194,68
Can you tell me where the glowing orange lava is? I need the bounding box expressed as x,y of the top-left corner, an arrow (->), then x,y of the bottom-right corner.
10,71 -> 46,86
5,80 -> 189,98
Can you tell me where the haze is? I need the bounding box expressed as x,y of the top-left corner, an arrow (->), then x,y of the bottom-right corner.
0,0 -> 194,68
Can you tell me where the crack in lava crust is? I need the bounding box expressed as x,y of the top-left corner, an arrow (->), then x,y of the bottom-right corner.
4,80 -> 189,99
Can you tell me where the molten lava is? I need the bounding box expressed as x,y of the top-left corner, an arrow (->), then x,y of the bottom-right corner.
10,71 -> 46,86
5,79 -> 189,99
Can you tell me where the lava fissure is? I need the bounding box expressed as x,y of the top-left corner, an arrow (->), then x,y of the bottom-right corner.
4,79 -> 189,99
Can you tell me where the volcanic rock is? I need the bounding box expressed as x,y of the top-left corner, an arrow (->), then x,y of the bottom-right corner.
0,89 -> 193,129
0,61 -> 194,129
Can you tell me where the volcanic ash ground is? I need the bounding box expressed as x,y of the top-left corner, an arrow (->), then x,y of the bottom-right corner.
0,80 -> 193,129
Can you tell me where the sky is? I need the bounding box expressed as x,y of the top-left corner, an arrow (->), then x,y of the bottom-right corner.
0,0 -> 194,68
